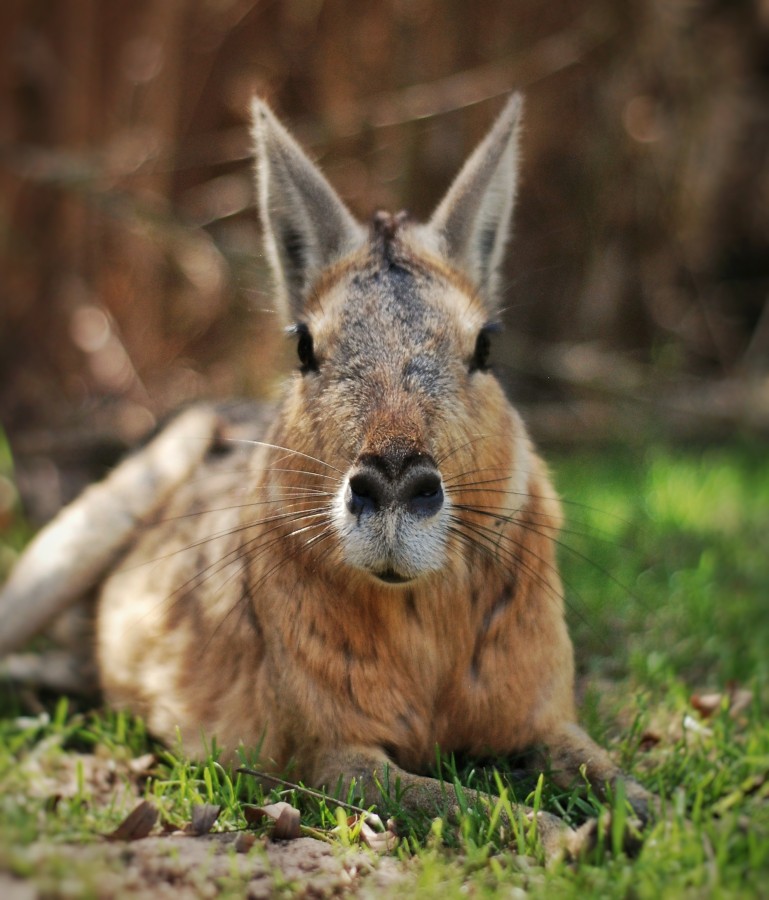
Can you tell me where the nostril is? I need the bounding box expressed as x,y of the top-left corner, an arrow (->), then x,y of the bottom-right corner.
346,460 -> 443,519
347,470 -> 385,517
409,471 -> 441,497
402,469 -> 444,518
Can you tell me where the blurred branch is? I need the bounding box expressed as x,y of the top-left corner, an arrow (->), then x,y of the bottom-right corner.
510,340 -> 769,443
2,0 -> 766,444
349,19 -> 608,131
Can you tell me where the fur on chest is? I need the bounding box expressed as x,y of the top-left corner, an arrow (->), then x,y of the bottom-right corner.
259,560 -> 571,769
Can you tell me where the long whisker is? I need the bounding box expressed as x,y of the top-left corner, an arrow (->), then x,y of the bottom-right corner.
221,438 -> 344,475
153,489 -> 335,525
228,526 -> 338,632
445,473 -> 635,527
141,507 -> 334,631
202,520 -> 336,653
446,518 -> 563,609
446,493 -> 628,547
446,517 -> 606,643
434,434 -> 506,468
450,503 -> 645,623
117,501 -> 333,574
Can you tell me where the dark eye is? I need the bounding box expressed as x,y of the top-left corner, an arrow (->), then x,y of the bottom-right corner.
295,324 -> 318,373
469,328 -> 492,373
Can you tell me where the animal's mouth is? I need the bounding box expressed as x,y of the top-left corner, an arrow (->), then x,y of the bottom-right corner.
374,568 -> 412,585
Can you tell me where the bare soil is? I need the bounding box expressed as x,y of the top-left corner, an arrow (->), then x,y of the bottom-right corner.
1,831 -> 409,899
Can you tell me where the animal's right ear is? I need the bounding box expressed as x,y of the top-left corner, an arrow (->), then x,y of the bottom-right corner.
426,94 -> 523,310
251,98 -> 363,321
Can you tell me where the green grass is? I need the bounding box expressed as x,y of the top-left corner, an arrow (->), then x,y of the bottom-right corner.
1,440 -> 768,897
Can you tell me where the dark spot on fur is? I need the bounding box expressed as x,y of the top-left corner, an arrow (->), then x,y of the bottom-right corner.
244,594 -> 261,637
381,742 -> 399,762
280,226 -> 305,273
478,225 -> 497,269
398,713 -> 411,730
207,436 -> 234,458
402,355 -> 442,397
483,581 -> 515,633
469,643 -> 482,681
371,209 -> 411,268
404,590 -> 418,620
469,581 -> 516,680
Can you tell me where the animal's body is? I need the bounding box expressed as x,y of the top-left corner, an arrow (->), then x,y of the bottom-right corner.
0,95 -> 651,854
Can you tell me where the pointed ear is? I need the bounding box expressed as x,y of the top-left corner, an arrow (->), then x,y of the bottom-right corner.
426,94 -> 523,308
251,98 -> 363,321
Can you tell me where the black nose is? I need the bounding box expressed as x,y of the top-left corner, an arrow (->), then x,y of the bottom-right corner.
346,458 -> 444,519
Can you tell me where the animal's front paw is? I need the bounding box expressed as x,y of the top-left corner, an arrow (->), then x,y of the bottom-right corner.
525,809 -> 578,866
564,809 -> 646,859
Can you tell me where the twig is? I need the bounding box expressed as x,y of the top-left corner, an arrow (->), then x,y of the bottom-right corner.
235,767 -> 375,818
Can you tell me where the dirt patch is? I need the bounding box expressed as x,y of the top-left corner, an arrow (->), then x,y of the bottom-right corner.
2,740 -> 410,898
1,832 -> 408,898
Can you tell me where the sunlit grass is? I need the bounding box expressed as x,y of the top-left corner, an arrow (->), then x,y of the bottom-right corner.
555,442 -> 769,687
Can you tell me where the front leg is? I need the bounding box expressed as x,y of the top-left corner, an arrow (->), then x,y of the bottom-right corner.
535,722 -> 654,823
311,746 -> 576,863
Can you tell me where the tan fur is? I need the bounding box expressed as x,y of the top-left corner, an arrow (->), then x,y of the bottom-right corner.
5,96 -> 653,857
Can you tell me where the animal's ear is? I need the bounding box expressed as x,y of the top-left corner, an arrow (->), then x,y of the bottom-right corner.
426,94 -> 523,309
251,98 -> 363,321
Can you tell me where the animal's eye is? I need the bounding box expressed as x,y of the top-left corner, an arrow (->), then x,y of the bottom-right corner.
469,328 -> 492,373
295,324 -> 318,373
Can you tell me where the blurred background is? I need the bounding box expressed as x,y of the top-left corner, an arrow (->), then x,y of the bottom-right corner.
1,0 -> 768,522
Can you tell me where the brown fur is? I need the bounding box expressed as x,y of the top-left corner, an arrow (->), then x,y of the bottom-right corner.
5,96 -> 653,857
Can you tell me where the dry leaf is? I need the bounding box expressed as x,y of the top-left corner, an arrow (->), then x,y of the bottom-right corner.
338,812 -> 398,853
243,805 -> 264,828
363,812 -> 384,831
128,753 -> 156,776
691,692 -> 724,718
105,800 -> 158,841
638,729 -> 662,752
728,687 -> 753,717
244,801 -> 301,840
272,803 -> 302,840
682,714 -> 713,737
691,686 -> 754,720
184,803 -> 222,836
359,819 -> 398,853
234,832 -> 258,853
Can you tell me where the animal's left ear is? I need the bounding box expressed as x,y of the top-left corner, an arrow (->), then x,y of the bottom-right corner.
251,98 -> 363,322
426,94 -> 523,308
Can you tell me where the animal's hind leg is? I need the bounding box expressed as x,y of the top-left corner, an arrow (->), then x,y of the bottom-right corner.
0,406 -> 220,658
0,599 -> 97,695
1,650 -> 95,695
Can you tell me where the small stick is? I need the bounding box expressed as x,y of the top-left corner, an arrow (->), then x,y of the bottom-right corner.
235,767 -> 377,819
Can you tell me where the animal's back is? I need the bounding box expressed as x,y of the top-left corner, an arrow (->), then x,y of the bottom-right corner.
96,408 -> 269,754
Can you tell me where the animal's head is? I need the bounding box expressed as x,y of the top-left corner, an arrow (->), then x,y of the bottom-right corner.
251,96 -> 542,588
